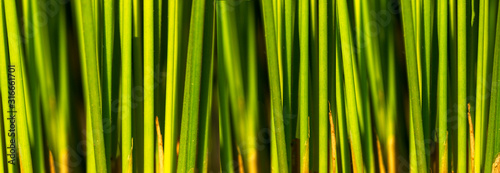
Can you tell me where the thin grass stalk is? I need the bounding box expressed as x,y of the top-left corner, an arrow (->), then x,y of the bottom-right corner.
176,0 -> 207,171
484,3 -> 500,170
73,0 -> 95,172
79,0 -> 108,171
271,110 -> 279,173
298,0 -> 310,171
218,38 -> 234,173
386,21 -> 397,173
143,0 -> 155,170
260,0 -> 288,172
399,0 -> 427,171
318,0 -> 328,171
334,25 -> 351,173
217,0 -> 246,153
336,0 -> 364,171
196,1 -> 215,172
309,0 -> 320,168
244,1 -> 260,172
120,0 -> 133,170
423,0 -> 433,156
164,0 -> 181,172
437,0 -> 448,171
103,0 -> 115,171
57,8 -> 70,173
32,0 -> 58,151
474,0 -> 486,171
457,0 -> 467,171
4,0 -> 33,171
132,0 -> 144,170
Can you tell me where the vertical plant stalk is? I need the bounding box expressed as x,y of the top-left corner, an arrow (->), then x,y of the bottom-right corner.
318,0 -> 328,172
176,0 -> 206,171
457,0 -> 467,171
164,0 -> 180,172
245,1 -> 260,172
438,0 -> 448,171
475,0 -> 487,171
337,0 -> 364,171
260,0 -> 289,172
484,2 -> 500,170
216,2 -> 234,171
399,0 -> 427,172
79,0 -> 108,171
121,0 -> 133,171
73,0 -> 95,172
298,0 -> 310,171
103,0 -> 115,171
144,0 -> 155,171
196,0 -> 215,171
4,0 -> 33,171
334,19 -> 351,173
57,8 -> 70,173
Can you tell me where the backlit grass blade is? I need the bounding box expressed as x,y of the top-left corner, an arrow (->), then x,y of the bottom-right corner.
120,0 -> 133,171
437,0 -> 448,171
318,0 -> 328,171
475,0 -> 487,171
298,0 -> 310,171
399,0 -> 427,171
484,2 -> 500,170
79,0 -> 108,171
164,0 -> 181,172
4,0 -> 33,172
334,24 -> 351,173
218,47 -> 234,173
144,0 -> 155,171
176,0 -> 207,171
196,0 -> 214,172
73,0 -> 95,172
57,8 -> 70,173
336,0 -> 364,171
260,0 -> 289,172
457,0 -> 467,170
103,0 -> 115,171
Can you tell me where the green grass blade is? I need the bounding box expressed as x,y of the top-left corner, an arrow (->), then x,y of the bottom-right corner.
298,0 -> 310,171
336,0 -> 364,171
399,0 -> 427,171
79,0 -> 108,171
196,0 -> 215,172
102,0 -> 115,171
164,0 -> 181,172
176,0 -> 207,171
437,0 -> 448,171
143,0 -> 155,171
143,0 -> 154,172
475,0 -> 486,171
318,0 -> 328,171
57,8 -> 70,173
457,0 -> 468,171
120,0 -> 133,171
484,2 -> 500,170
334,24 -> 351,173
260,0 -> 288,172
218,40 -> 234,173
